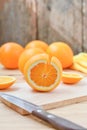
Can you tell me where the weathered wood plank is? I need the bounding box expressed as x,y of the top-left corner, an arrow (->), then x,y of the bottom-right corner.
47,0 -> 83,54
82,0 -> 87,52
36,0 -> 83,54
0,0 -> 37,46
36,0 -> 50,44
0,0 -> 85,54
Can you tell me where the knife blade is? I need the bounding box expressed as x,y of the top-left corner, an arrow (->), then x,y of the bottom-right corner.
0,93 -> 86,130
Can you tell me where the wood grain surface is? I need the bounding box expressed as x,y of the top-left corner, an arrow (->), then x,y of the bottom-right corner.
0,0 -> 37,46
0,0 -> 87,54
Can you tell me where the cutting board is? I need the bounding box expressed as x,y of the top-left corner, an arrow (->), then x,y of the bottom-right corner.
1,78 -> 87,109
0,65 -> 87,114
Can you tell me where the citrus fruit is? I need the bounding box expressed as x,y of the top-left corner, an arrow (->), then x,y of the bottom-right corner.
62,72 -> 83,84
18,48 -> 44,73
0,76 -> 16,89
73,53 -> 87,68
73,53 -> 87,63
25,40 -> 48,51
70,52 -> 87,73
0,42 -> 24,69
24,53 -> 62,92
79,52 -> 87,58
70,62 -> 87,74
47,42 -> 73,69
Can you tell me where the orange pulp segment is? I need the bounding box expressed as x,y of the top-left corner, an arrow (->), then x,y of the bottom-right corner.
24,53 -> 62,92
0,76 -> 16,89
62,72 -> 83,84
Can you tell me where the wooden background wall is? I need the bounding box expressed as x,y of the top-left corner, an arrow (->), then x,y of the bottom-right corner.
0,0 -> 87,54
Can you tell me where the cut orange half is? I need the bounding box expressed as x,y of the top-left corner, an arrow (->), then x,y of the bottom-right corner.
62,72 -> 83,84
0,76 -> 16,89
24,53 -> 62,92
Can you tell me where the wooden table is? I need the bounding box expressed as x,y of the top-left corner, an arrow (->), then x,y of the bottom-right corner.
0,65 -> 87,130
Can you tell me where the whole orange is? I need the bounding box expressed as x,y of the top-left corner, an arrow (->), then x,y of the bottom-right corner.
47,42 -> 73,69
25,40 -> 48,51
0,42 -> 24,69
18,48 -> 44,73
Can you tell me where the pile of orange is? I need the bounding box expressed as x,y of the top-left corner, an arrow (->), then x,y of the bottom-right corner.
19,40 -> 82,92
0,40 -> 83,91
18,40 -> 63,91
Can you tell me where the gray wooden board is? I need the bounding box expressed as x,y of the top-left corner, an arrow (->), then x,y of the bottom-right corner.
0,0 -> 87,53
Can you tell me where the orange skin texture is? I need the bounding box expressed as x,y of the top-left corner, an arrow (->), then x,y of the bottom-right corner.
47,42 -> 73,69
25,40 -> 48,51
18,48 -> 45,73
24,53 -> 62,92
0,42 -> 24,69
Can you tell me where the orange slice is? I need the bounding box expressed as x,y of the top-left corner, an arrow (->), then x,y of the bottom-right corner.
24,53 -> 62,92
70,62 -> 87,74
0,76 -> 16,89
62,72 -> 83,84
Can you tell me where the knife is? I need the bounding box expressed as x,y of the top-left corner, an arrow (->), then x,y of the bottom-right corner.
0,93 -> 86,130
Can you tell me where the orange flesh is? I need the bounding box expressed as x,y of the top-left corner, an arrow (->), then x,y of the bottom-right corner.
0,77 -> 13,83
30,63 -> 57,87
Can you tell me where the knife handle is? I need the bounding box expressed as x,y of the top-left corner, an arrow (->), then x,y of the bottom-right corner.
32,109 -> 86,130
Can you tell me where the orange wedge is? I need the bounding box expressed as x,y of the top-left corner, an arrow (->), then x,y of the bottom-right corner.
24,53 -> 62,92
0,76 -> 16,89
62,72 -> 83,84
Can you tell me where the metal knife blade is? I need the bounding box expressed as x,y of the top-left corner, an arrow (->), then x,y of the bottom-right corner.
0,93 -> 86,130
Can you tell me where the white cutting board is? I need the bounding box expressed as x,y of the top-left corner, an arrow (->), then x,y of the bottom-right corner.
0,65 -> 87,112
0,78 -> 87,110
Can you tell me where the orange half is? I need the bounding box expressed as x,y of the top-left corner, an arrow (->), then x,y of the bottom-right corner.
0,76 -> 16,89
24,53 -> 62,92
62,72 -> 83,84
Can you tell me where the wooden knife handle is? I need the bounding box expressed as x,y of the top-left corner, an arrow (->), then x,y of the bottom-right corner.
32,109 -> 86,130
